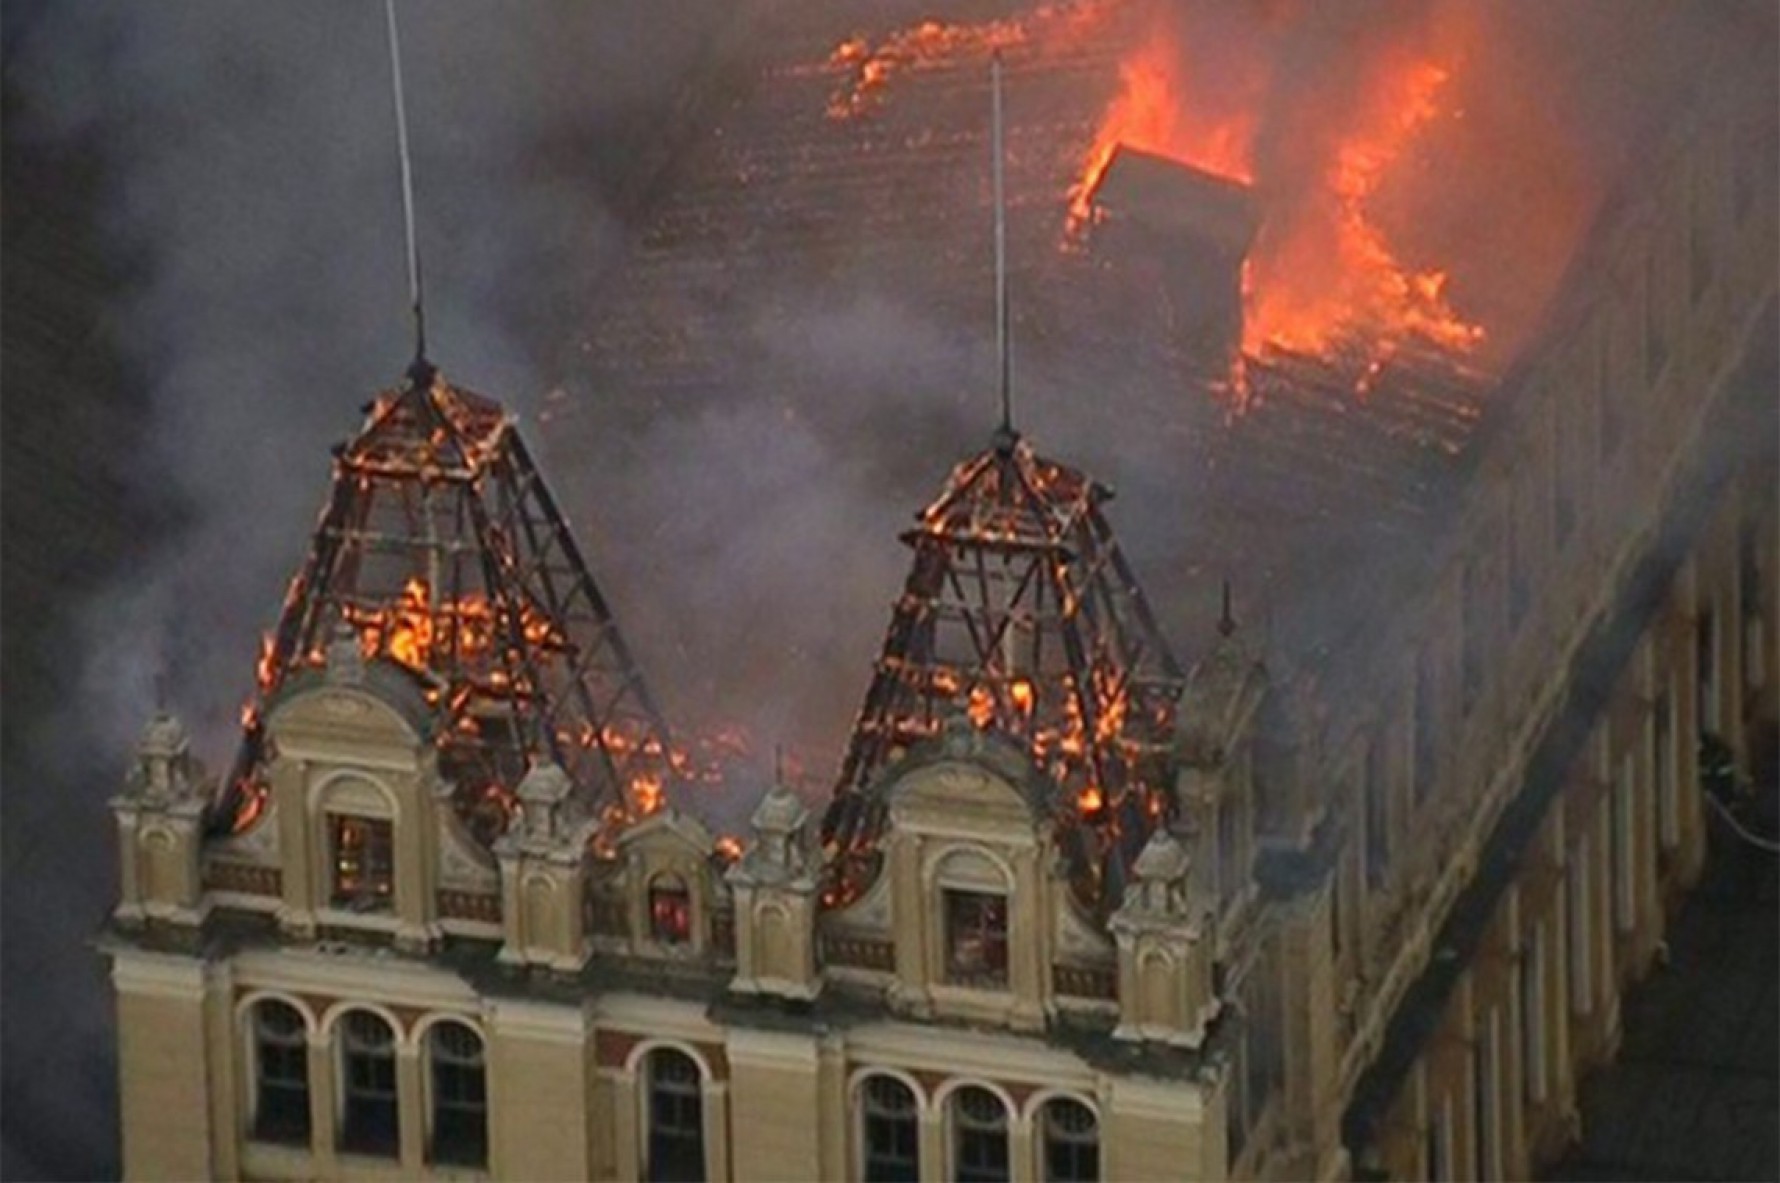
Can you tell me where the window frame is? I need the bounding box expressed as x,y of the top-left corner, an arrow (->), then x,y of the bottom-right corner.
644,1047 -> 706,1183
329,814 -> 395,913
858,1073 -> 920,1183
337,1010 -> 400,1158
426,1021 -> 488,1169
249,999 -> 312,1147
1039,1096 -> 1100,1183
942,889 -> 1010,988
648,872 -> 694,946
948,1086 -> 1011,1183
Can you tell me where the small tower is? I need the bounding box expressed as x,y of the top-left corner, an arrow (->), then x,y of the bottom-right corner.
494,760 -> 594,971
111,713 -> 210,926
728,775 -> 820,1000
1108,827 -> 1219,1047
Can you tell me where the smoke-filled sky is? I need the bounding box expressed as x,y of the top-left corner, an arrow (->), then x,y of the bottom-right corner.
2,1 -> 1770,1177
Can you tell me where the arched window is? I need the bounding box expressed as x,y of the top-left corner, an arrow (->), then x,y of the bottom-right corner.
251,1000 -> 310,1145
951,1086 -> 1009,1183
339,1011 -> 399,1157
860,1075 -> 919,1182
1041,1098 -> 1099,1182
645,1048 -> 704,1182
649,873 -> 692,944
428,1022 -> 487,1168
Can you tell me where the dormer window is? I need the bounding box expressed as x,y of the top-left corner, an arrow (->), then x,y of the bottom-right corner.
330,815 -> 393,911
649,872 -> 692,944
944,890 -> 1008,986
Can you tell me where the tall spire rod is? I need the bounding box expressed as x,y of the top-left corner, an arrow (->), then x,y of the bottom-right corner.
385,0 -> 428,369
991,51 -> 1012,437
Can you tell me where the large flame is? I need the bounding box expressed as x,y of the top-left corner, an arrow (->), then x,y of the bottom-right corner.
1067,26 -> 1485,378
1238,52 -> 1485,363
1066,28 -> 1257,235
823,5 -> 1524,393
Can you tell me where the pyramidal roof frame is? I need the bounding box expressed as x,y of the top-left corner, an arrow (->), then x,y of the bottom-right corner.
221,361 -> 679,847
821,54 -> 1186,911
216,5 -> 677,846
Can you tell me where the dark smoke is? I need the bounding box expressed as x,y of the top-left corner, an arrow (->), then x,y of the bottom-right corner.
3,2 -> 727,1176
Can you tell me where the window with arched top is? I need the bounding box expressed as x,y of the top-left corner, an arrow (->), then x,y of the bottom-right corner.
645,1048 -> 704,1182
338,1011 -> 399,1157
860,1075 -> 919,1182
950,1087 -> 1009,1183
250,1000 -> 310,1145
427,1022 -> 487,1168
1040,1098 -> 1099,1182
648,872 -> 692,945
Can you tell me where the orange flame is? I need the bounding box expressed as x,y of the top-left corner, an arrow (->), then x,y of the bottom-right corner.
1067,31 -> 1256,235
1240,55 -> 1485,363
630,773 -> 665,816
1062,22 -> 1488,388
823,2 -> 1109,121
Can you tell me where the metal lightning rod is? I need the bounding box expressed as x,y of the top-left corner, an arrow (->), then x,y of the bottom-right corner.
385,0 -> 428,369
992,51 -> 1012,438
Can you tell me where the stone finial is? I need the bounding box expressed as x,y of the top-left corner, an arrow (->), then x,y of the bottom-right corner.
940,708 -> 982,757
1126,827 -> 1192,916
515,760 -> 575,842
324,620 -> 366,684
745,779 -> 810,875
133,712 -> 197,803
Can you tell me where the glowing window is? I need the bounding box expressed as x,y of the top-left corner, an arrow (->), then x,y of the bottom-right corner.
428,1023 -> 487,1168
339,1011 -> 398,1157
251,1000 -> 310,1145
944,891 -> 1008,987
330,815 -> 393,912
649,873 -> 692,945
860,1075 -> 919,1182
951,1087 -> 1009,1183
1041,1098 -> 1099,1182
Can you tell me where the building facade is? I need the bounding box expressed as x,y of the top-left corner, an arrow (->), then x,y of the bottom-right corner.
101,43 -> 1776,1183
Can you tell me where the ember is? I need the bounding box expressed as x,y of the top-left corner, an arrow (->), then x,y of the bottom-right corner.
220,363 -> 680,849
823,432 -> 1183,910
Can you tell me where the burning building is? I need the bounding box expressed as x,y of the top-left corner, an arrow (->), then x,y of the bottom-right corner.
99,3 -> 1777,1181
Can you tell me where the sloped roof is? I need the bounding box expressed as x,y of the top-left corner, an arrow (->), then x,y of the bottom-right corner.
558,0 -> 1486,683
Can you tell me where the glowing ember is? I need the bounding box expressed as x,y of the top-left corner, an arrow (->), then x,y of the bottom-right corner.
822,1 -> 1109,120
630,772 -> 665,816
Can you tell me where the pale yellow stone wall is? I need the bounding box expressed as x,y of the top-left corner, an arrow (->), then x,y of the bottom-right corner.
487,1002 -> 592,1181
727,1033 -> 822,1182
1103,1103 -> 1210,1182
114,956 -> 214,1182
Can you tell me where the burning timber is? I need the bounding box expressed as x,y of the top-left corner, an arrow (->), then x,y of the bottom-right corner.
223,360 -> 678,849
823,427 -> 1184,911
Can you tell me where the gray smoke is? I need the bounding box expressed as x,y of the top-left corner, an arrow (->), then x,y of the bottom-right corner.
2,1 -> 1769,1178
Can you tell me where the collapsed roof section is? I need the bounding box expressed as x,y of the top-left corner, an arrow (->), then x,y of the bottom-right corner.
220,361 -> 677,848
823,428 -> 1185,912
